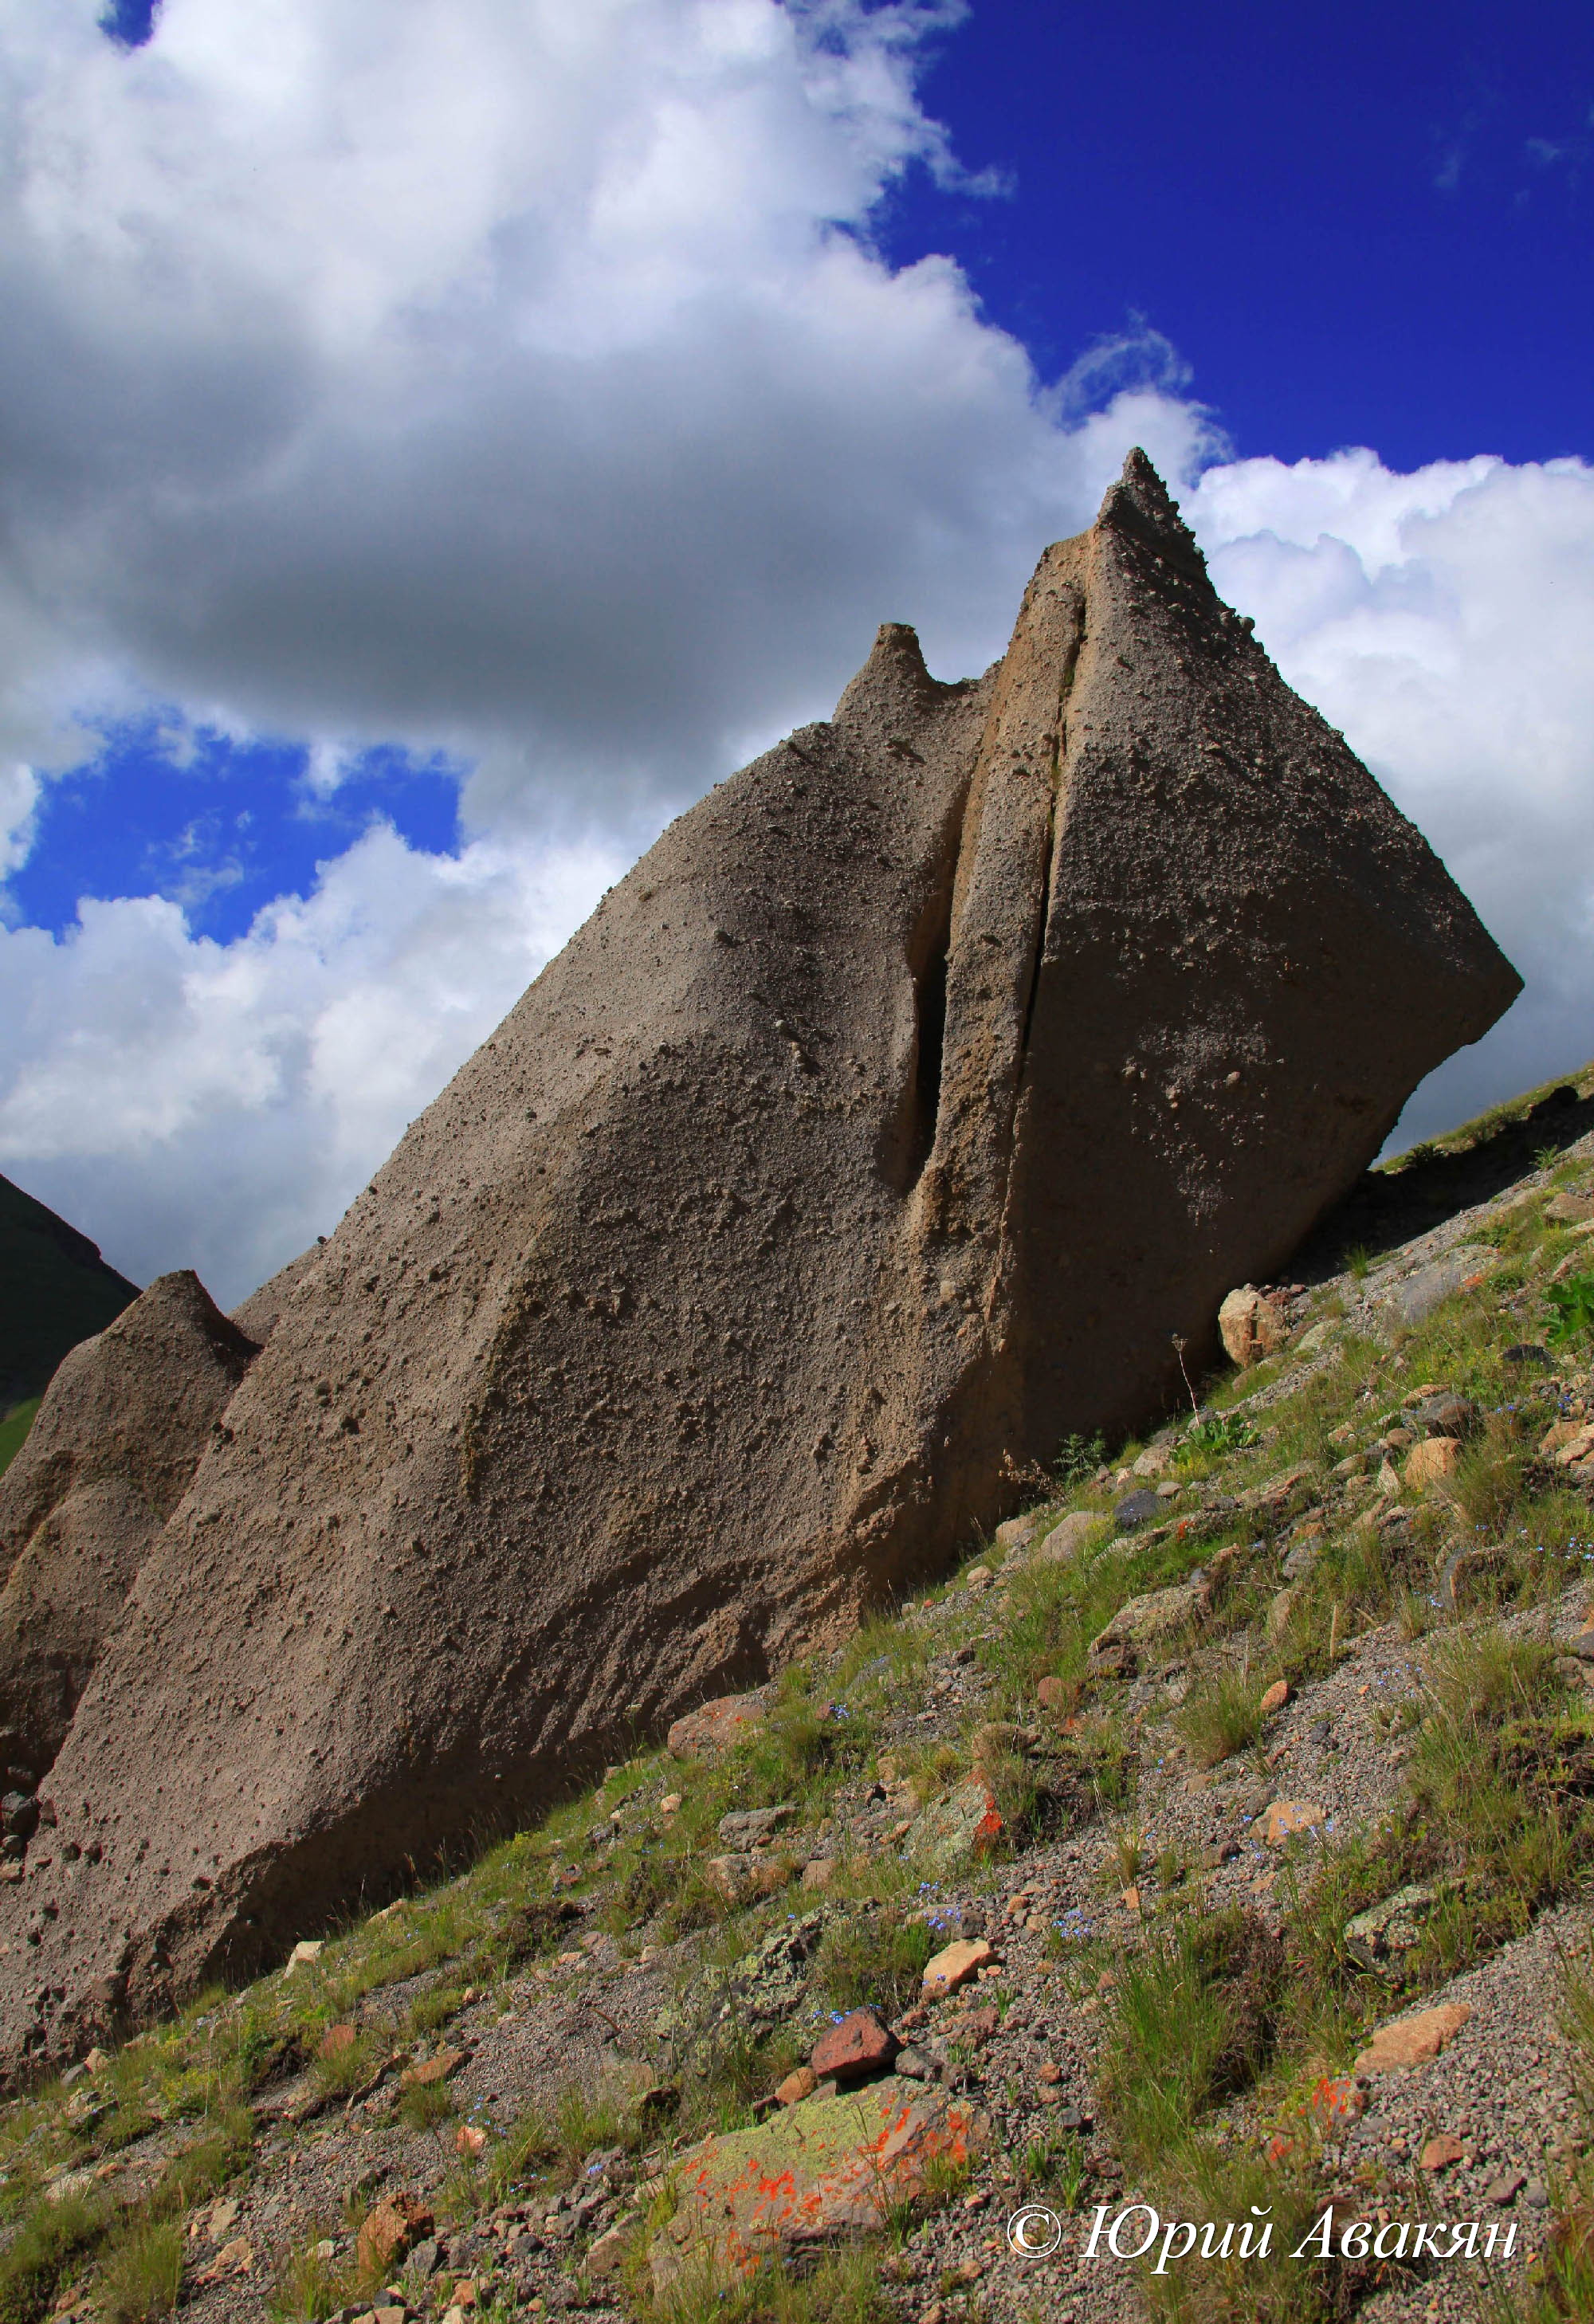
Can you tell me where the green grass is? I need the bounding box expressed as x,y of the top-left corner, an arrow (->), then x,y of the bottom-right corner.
1174,1665 -> 1266,1769
97,2220 -> 183,2324
0,1396 -> 39,1477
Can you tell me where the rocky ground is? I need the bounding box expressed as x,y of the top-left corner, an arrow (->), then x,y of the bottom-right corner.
8,1075 -> 1594,2324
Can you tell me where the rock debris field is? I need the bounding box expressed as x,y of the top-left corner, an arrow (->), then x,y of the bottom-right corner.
8,1077 -> 1594,2322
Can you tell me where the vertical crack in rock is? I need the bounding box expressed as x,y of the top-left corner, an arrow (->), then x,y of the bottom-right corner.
0,452 -> 1521,2077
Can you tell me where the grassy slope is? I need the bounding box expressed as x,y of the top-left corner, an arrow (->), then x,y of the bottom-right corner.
10,1082 -> 1594,2318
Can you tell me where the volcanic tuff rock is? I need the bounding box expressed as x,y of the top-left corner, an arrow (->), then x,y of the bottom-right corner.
0,1274 -> 258,1776
0,451 -> 1518,2074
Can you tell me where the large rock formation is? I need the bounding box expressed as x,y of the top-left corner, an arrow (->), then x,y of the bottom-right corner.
0,453 -> 1518,2072
0,1274 -> 257,1776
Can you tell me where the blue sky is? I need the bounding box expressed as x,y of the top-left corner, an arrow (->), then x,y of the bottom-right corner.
883,1 -> 1594,473
0,0 -> 1591,1301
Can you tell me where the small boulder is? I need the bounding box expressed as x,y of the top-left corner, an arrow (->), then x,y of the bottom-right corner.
399,2048 -> 464,2090
705,1853 -> 791,1907
801,1858 -> 838,1890
1405,1436 -> 1462,1492
1420,2133 -> 1465,2172
1038,1510 -> 1110,1563
650,2077 -> 984,2286
356,2193 -> 434,2276
905,1776 -> 1003,1872
667,1694 -> 765,1762
1353,2002 -> 1471,2073
1344,1882 -> 1441,1977
1259,1679 -> 1290,1716
1406,1392 -> 1478,1439
1113,1488 -> 1164,1534
1545,1189 -> 1594,1225
995,1513 -> 1044,1551
1371,1246 -> 1498,1338
1219,1286 -> 1286,1368
921,1938 -> 995,1998
776,2067 -> 818,2106
717,1804 -> 795,1847
1260,1799 -> 1325,1846
1132,1443 -> 1173,1478
1090,1580 -> 1208,1663
810,2008 -> 899,2085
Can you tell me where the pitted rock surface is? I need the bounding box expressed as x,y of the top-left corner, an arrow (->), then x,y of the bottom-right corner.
0,451 -> 1518,2075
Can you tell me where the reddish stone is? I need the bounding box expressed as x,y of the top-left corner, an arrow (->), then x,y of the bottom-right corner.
355,2192 -> 434,2275
665,1694 -> 765,1762
811,2008 -> 899,2083
316,2022 -> 357,2060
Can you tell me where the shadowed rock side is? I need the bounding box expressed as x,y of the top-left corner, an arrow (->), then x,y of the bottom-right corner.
0,453 -> 1519,2075
0,1274 -> 258,1779
228,1246 -> 322,1346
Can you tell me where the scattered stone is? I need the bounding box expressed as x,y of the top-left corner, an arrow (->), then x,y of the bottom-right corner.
1113,1489 -> 1163,1534
894,2047 -> 933,2080
1504,1343 -> 1553,1368
961,1564 -> 994,1592
1089,1580 -> 1209,1663
1260,1799 -> 1325,1846
1219,1286 -> 1287,1368
705,1853 -> 792,1907
1035,1674 -> 1074,1717
995,1513 -> 1044,1551
1404,1435 -> 1462,1491
651,2077 -> 985,2283
810,2009 -> 899,2085
1202,1839 -> 1240,1868
666,1695 -> 765,1763
283,1939 -> 324,1977
318,2024 -> 358,2061
1370,1246 -> 1499,1338
1545,1191 -> 1594,1225
716,1804 -> 794,1847
1484,2169 -> 1527,2205
1259,1679 -> 1290,1715
1344,1883 -> 1443,1977
775,2067 -> 817,2107
398,2050 -> 464,2090
1420,2133 -> 1465,2172
1406,1393 -> 1479,1438
1037,1511 -> 1109,1563
801,1858 -> 838,1890
1132,1443 -> 1172,1478
1354,2002 -> 1472,2073
921,1939 -> 995,1999
586,2228 -> 627,2279
905,1776 -> 1003,1872
356,2195 -> 434,2276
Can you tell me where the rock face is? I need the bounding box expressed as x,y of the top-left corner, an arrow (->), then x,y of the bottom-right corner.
0,451 -> 1519,2075
0,1274 -> 258,1778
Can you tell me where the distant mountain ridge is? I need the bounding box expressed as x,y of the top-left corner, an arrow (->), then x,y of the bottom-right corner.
0,1172 -> 139,1409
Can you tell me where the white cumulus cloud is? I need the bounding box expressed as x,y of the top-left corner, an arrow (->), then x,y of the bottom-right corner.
0,0 -> 1586,1306
1190,449 -> 1594,1144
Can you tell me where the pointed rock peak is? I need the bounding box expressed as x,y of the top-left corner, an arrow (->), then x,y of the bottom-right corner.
1095,446 -> 1205,576
833,620 -> 938,726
